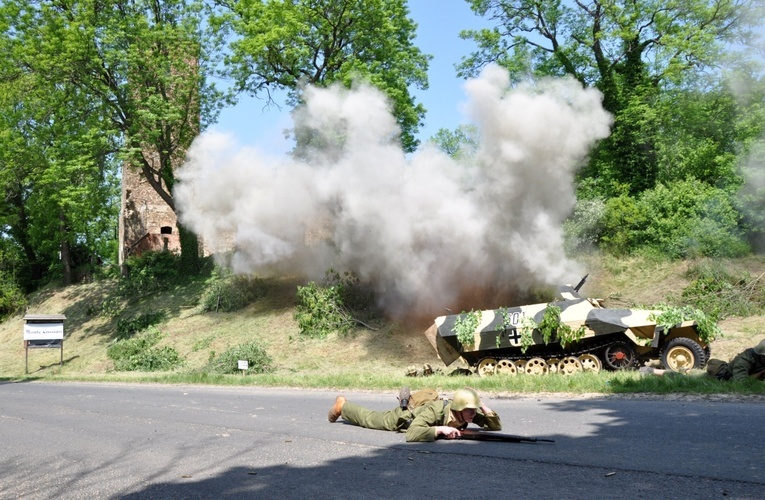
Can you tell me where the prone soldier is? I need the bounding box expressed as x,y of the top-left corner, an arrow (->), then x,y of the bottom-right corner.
707,339 -> 765,381
327,387 -> 501,442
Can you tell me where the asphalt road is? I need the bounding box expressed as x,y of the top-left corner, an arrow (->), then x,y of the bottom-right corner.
0,382 -> 763,499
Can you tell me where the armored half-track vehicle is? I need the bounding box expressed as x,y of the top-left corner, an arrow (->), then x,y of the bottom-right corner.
433,276 -> 709,376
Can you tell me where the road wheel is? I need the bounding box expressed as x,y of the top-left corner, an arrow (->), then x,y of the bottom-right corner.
578,353 -> 602,373
558,356 -> 583,375
495,359 -> 517,376
661,337 -> 706,372
477,358 -> 497,377
525,357 -> 548,375
603,342 -> 638,370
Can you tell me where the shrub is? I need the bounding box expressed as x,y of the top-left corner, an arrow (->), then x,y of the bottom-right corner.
637,180 -> 748,258
205,340 -> 273,374
106,326 -> 184,371
0,273 -> 26,320
294,269 -> 372,338
563,197 -> 607,253
115,311 -> 166,339
119,250 -> 181,297
201,271 -> 268,313
295,280 -> 352,338
600,194 -> 646,255
599,180 -> 749,258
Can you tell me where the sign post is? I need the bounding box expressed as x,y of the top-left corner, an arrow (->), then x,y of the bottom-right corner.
23,314 -> 66,374
238,360 -> 248,376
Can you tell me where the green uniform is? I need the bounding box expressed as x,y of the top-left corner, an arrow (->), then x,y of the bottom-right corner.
728,348 -> 765,381
340,400 -> 502,442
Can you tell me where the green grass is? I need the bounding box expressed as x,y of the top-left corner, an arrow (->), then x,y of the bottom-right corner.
3,368 -> 763,398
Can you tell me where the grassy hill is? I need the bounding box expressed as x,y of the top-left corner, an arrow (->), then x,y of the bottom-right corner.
2,254 -> 765,390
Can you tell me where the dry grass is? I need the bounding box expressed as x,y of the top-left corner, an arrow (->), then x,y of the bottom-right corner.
1,255 -> 764,380
0,275 -> 441,378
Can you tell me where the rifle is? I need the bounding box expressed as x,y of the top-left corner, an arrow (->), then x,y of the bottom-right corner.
457,429 -> 555,443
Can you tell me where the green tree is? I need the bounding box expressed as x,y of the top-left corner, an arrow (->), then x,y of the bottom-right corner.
459,0 -> 759,194
0,0 -> 228,277
429,124 -> 479,160
214,0 -> 430,152
653,86 -> 740,188
0,56 -> 119,288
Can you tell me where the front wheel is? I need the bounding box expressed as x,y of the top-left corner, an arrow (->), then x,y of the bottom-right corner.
661,337 -> 706,372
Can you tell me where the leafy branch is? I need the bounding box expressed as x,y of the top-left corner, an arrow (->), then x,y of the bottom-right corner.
518,316 -> 537,354
294,269 -> 378,339
649,304 -> 721,344
453,310 -> 482,350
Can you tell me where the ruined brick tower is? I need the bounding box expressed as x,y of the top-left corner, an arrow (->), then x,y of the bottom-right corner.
118,50 -> 197,266
118,163 -> 181,265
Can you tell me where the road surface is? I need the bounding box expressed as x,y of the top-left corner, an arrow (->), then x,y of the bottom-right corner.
1,382 -> 763,499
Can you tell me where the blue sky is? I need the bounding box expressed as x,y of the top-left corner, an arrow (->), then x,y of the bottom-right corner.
210,0 -> 492,154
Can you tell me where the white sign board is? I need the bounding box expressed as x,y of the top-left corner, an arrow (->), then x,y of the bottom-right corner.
238,360 -> 249,370
24,323 -> 64,340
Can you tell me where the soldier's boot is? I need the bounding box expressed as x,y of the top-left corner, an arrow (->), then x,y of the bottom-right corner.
327,395 -> 346,423
398,387 -> 411,409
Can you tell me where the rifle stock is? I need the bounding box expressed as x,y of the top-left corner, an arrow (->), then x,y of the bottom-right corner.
457,429 -> 554,443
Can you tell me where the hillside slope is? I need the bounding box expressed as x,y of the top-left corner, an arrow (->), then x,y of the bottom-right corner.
1,255 -> 764,377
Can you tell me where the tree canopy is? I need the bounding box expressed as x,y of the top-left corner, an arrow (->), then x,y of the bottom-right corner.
213,0 -> 431,152
0,0 -> 229,277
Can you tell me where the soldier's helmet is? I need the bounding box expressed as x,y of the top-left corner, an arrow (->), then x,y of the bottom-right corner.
755,339 -> 765,356
451,388 -> 481,411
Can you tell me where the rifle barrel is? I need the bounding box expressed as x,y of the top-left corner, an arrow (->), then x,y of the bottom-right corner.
458,430 -> 555,443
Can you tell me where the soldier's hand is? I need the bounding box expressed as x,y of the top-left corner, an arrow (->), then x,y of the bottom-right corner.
435,426 -> 461,439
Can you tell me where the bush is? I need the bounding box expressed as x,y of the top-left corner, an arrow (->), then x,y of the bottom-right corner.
0,273 -> 26,320
599,180 -> 749,258
106,326 -> 184,371
638,180 -> 748,258
115,311 -> 166,339
205,340 -> 273,374
563,197 -> 607,253
294,270 -> 370,338
295,280 -> 351,338
599,194 -> 646,255
201,271 -> 268,313
120,250 -> 181,297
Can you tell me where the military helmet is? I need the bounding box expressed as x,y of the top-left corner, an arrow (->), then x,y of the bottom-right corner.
451,388 -> 481,411
755,339 -> 765,356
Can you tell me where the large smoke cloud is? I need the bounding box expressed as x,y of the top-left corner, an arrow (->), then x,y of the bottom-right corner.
175,65 -> 612,317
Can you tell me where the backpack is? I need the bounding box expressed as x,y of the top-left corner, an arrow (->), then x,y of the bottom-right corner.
408,389 -> 441,409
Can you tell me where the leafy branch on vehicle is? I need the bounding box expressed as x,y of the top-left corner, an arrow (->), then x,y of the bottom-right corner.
649,304 -> 722,344
453,309 -> 482,349
518,316 -> 537,354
